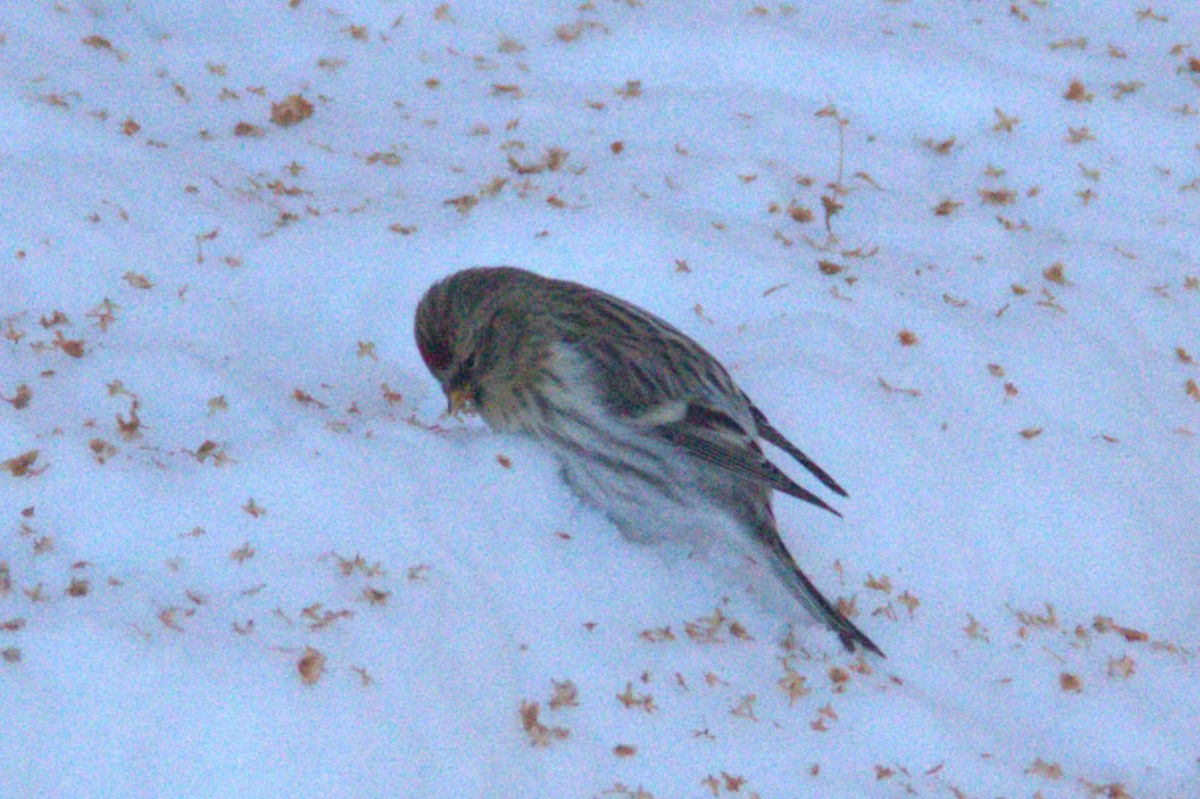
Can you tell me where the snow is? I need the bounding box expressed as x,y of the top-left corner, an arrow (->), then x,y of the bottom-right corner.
2,1 -> 1198,797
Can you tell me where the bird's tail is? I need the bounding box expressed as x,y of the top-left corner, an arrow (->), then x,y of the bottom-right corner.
753,516 -> 885,657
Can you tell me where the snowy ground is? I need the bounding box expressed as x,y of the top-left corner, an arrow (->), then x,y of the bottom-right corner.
2,1 -> 1198,797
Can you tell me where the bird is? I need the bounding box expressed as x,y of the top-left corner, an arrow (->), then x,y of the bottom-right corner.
414,266 -> 883,657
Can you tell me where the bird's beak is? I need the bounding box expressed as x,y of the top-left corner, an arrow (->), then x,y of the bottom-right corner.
446,387 -> 474,416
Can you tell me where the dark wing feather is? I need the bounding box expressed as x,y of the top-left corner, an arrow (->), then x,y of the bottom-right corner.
743,393 -> 848,498
653,404 -> 842,517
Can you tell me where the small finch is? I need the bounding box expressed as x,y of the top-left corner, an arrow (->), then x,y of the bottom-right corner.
415,266 -> 882,656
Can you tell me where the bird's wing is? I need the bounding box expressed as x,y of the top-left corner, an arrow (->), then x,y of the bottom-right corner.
651,402 -> 842,517
742,393 -> 848,498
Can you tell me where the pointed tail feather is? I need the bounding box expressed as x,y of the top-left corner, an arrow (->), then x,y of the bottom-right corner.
752,515 -> 884,657
744,397 -> 849,498
775,556 -> 885,657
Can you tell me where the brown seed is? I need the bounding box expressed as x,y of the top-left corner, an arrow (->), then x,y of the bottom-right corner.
298,647 -> 327,685
271,95 -> 314,127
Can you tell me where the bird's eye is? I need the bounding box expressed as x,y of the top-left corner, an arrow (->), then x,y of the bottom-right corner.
461,349 -> 478,375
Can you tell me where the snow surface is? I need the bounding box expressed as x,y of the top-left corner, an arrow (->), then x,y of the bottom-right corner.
2,1 -> 1199,797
